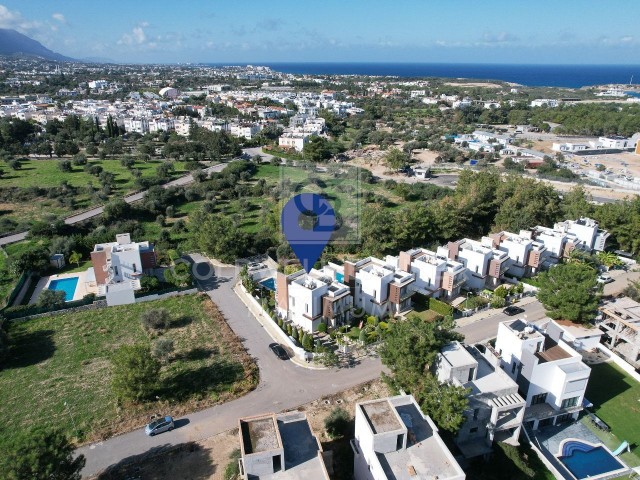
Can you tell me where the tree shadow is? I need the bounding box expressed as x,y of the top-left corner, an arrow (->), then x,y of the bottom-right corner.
586,363 -> 632,410
181,346 -> 219,361
4,329 -> 55,369
95,442 -> 216,480
159,360 -> 245,401
171,315 -> 194,328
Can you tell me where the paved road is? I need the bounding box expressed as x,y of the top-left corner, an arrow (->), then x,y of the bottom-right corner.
0,164 -> 226,247
77,255 -> 383,477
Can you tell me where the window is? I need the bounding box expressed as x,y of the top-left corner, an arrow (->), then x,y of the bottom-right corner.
561,397 -> 579,409
290,297 -> 295,307
133,263 -> 137,273
531,393 -> 547,405
472,408 -> 479,420
470,427 -> 478,434
468,368 -> 475,382
373,289 -> 377,298
305,304 -> 308,313
511,362 -> 517,374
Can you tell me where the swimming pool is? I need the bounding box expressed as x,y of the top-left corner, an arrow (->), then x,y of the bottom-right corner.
48,277 -> 79,302
559,440 -> 627,479
336,272 -> 344,283
260,277 -> 276,291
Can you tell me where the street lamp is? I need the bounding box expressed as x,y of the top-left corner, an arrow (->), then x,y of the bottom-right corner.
64,401 -> 79,438
465,291 -> 471,310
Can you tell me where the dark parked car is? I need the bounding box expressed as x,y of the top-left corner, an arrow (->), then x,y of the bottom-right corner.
269,343 -> 289,360
503,306 -> 525,316
145,416 -> 174,436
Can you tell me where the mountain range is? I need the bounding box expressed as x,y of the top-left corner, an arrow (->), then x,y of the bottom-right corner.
0,28 -> 74,62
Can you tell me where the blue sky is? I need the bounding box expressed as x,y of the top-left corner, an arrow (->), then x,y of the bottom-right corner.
1,0 -> 640,64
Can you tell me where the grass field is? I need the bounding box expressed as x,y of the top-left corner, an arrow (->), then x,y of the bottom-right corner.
0,294 -> 257,446
584,361 -> 640,467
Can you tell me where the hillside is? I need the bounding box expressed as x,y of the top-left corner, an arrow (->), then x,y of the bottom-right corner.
0,28 -> 74,62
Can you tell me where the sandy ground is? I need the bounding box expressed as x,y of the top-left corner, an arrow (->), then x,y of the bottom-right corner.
92,380 -> 391,480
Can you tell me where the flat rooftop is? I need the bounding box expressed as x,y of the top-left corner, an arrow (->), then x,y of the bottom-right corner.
505,319 -> 543,340
536,337 -> 571,363
377,399 -> 464,480
361,400 -> 403,434
464,346 -> 519,396
441,342 -> 476,369
240,415 -> 280,454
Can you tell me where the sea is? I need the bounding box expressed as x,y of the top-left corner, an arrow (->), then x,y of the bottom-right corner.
237,63 -> 640,89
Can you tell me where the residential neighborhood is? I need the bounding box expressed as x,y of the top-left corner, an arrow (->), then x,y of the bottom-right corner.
1,7 -> 640,479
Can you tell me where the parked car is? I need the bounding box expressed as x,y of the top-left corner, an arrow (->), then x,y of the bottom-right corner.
597,273 -> 613,284
503,306 -> 525,316
145,416 -> 174,436
269,343 -> 289,360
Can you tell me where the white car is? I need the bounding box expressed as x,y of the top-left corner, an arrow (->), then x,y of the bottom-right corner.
597,274 -> 613,284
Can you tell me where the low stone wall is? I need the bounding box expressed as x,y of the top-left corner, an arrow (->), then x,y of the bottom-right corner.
597,344 -> 640,383
135,288 -> 198,303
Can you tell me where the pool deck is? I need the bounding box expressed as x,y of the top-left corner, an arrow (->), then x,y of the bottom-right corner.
29,270 -> 96,304
530,420 -> 631,480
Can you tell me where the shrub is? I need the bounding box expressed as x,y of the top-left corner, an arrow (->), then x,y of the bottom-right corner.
140,308 -> 171,331
287,324 -> 293,336
140,275 -> 161,292
277,317 -> 283,328
490,296 -> 506,308
292,327 -> 299,341
153,337 -> 175,362
493,285 -> 508,298
317,322 -> 327,333
302,333 -> 313,351
324,407 -> 350,439
37,289 -> 66,311
428,297 -> 454,316
358,328 -> 367,343
223,448 -> 241,480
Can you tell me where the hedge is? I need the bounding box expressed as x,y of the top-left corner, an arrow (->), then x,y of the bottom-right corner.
428,297 -> 454,316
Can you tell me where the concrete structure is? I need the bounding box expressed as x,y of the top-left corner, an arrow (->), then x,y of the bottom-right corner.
50,253 -> 65,269
158,87 -> 178,99
530,99 -> 560,108
275,269 -> 352,332
238,412 -> 330,480
552,142 -> 589,153
596,135 -> 635,150
597,297 -> 640,369
343,257 -> 415,317
545,319 -> 603,352
489,231 -> 546,278
278,131 -> 310,152
553,217 -> 609,252
437,342 -> 526,458
351,395 -> 465,480
90,233 -> 156,306
495,319 -> 591,430
529,225 -> 578,266
439,238 -> 510,290
389,248 -> 448,298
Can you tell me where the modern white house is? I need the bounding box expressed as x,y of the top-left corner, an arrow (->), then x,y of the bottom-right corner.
388,248 -> 448,298
89,233 -> 156,306
552,142 -> 590,153
529,225 -> 577,266
238,412 -> 330,479
553,217 -> 609,252
438,238 -> 510,290
275,269 -> 352,332
489,231 -> 546,278
343,257 -> 415,317
278,130 -> 310,151
436,342 -> 526,458
351,395 -> 465,480
495,319 -> 591,430
530,99 -> 560,108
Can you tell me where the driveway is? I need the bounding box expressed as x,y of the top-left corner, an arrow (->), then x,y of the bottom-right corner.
77,254 -> 382,477
0,164 -> 226,246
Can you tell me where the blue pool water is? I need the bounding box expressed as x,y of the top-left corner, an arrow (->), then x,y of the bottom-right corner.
336,273 -> 344,283
260,278 -> 276,291
559,441 -> 625,479
48,277 -> 79,302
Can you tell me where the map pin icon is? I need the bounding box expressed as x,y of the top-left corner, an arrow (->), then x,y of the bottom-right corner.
282,193 -> 336,273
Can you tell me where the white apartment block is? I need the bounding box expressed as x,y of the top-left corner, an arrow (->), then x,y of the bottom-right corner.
553,217 -> 609,252
489,231 -> 546,278
148,117 -> 175,133
529,225 -> 577,266
495,319 -> 591,430
552,142 -> 590,153
438,238 -> 509,290
123,117 -> 150,134
238,412 -> 330,479
278,131 -> 310,152
472,130 -> 513,146
351,395 -> 465,480
230,123 -> 261,139
530,99 -> 560,108
275,269 -> 352,332
596,135 -> 636,150
343,257 -> 415,317
88,80 -> 109,89
437,342 -> 526,458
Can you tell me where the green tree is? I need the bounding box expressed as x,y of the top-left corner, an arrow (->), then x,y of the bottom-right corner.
0,427 -> 85,480
111,344 -> 161,402
379,315 -> 469,432
153,337 -> 175,363
385,147 -> 409,170
324,407 -> 350,439
69,251 -> 82,268
0,317 -> 9,366
37,289 -> 66,310
537,262 -> 599,323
